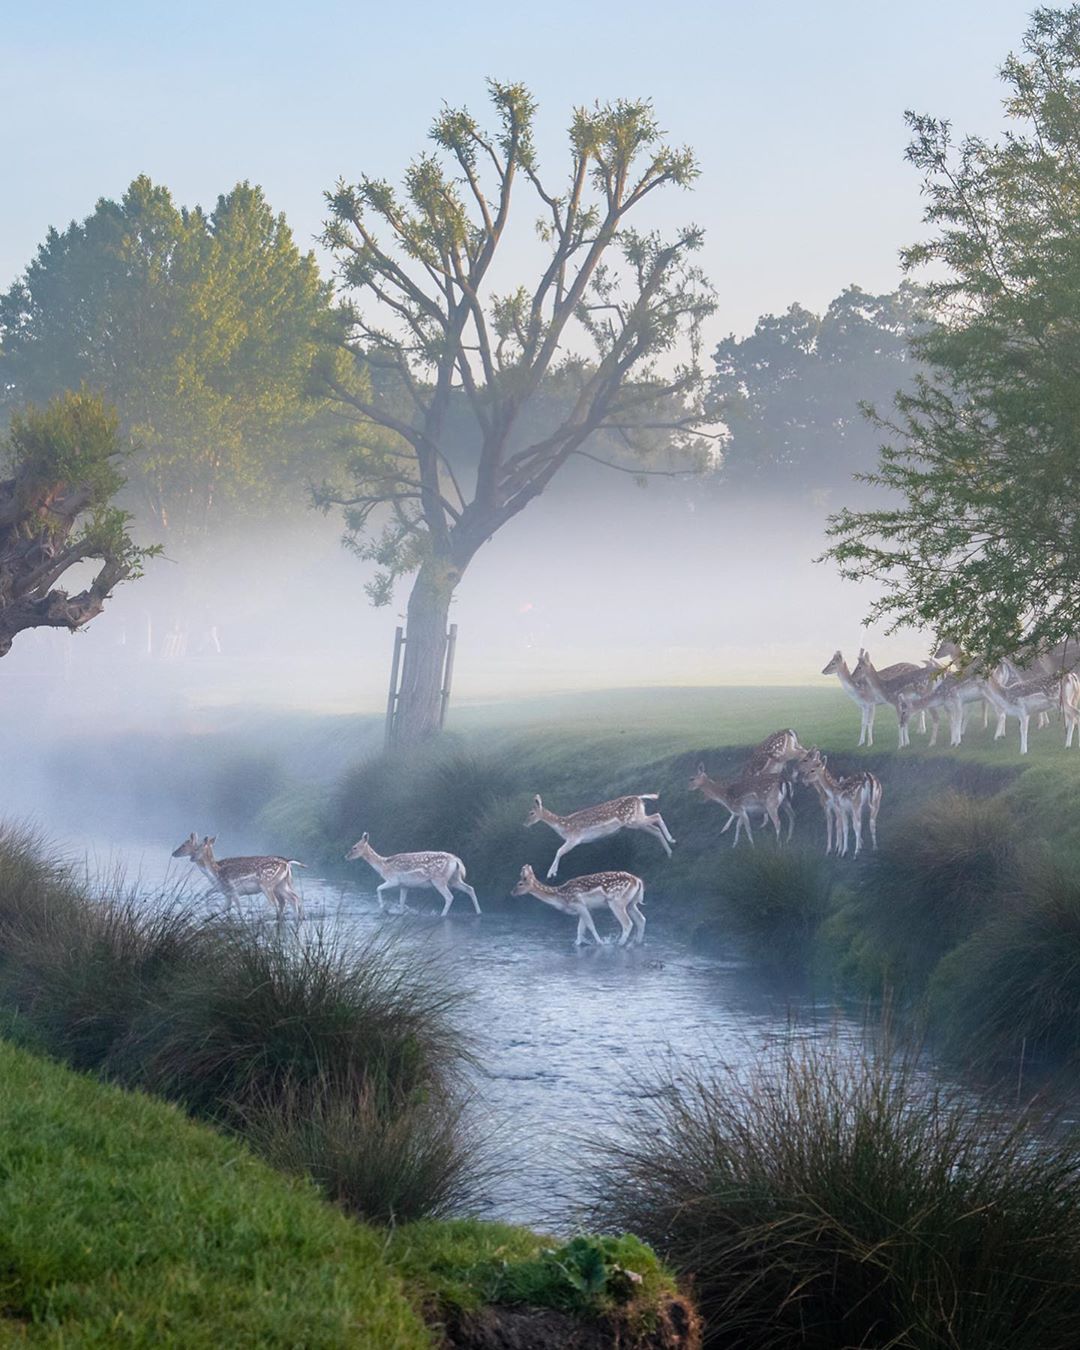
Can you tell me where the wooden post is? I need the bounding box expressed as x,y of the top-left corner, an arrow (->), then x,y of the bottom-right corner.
439,623 -> 458,730
385,626 -> 405,751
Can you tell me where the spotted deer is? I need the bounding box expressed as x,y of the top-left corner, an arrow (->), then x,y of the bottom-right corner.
511,864 -> 646,947
852,650 -> 939,748
345,833 -> 481,915
795,749 -> 882,857
688,765 -> 791,847
982,670 -> 1080,754
523,794 -> 675,879
822,650 -> 879,746
171,833 -> 305,918
744,728 -> 808,776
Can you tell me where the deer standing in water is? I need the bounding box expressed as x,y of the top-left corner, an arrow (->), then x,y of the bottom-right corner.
796,750 -> 882,857
512,864 -> 646,946
523,793 -> 674,878
171,833 -> 305,918
345,833 -> 481,915
688,765 -> 791,847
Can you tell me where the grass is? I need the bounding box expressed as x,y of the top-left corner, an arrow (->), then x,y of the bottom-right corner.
930,855 -> 1080,1069
0,1037 -> 433,1348
0,828 -> 479,1227
587,1035 -> 1080,1350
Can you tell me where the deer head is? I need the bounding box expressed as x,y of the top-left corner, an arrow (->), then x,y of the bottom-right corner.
822,650 -> 843,676
796,749 -> 827,784
852,650 -> 872,682
688,763 -> 710,793
345,832 -> 373,862
522,796 -> 545,828
512,864 -> 539,896
172,832 -> 199,859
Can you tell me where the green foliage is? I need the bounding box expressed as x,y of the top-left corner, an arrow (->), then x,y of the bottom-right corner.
0,1038 -> 434,1347
931,856 -> 1080,1067
0,176 -> 338,541
827,7 -> 1080,660
713,848 -> 836,964
838,791 -> 1016,992
0,829 -> 477,1226
710,284 -> 924,497
588,1038 -> 1080,1349
0,391 -> 156,657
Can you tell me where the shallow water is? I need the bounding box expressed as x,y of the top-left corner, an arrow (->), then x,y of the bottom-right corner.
70,839 -> 860,1227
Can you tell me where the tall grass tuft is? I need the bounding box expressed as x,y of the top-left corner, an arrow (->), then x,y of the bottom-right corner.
714,848 -> 835,963
239,1068 -> 482,1224
588,1037 -> 1080,1349
841,791 -> 1016,991
932,855 -> 1080,1068
125,925 -> 469,1117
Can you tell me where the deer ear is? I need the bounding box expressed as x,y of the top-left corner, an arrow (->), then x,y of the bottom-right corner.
533,795 -> 542,807
188,832 -> 197,843
697,762 -> 705,775
361,831 -> 369,844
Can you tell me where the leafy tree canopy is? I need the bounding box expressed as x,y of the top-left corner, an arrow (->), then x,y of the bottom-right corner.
709,284 -> 924,499
316,80 -> 716,743
826,6 -> 1080,660
0,176 -> 336,543
0,391 -> 157,657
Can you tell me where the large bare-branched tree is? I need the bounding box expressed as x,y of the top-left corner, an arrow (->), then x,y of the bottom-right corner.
0,392 -> 156,658
317,81 -> 715,745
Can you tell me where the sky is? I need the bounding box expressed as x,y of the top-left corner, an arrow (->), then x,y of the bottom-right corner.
4,0 -> 1038,343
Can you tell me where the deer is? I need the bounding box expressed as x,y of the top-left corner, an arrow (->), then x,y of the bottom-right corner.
688,765 -> 790,847
344,833 -> 481,916
171,833 -> 305,919
744,728 -> 808,777
822,650 -> 879,746
795,749 -> 882,857
511,864 -> 646,947
523,793 -> 675,879
852,650 -> 940,748
981,669 -> 1080,754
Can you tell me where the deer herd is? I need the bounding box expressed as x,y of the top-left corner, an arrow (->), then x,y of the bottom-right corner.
169,639 -> 1077,946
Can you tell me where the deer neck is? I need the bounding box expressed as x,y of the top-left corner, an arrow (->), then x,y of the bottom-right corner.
364,848 -> 390,874
529,882 -> 571,911
833,661 -> 867,702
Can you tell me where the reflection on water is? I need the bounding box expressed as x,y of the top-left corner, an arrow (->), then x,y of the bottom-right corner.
71,841 -> 860,1228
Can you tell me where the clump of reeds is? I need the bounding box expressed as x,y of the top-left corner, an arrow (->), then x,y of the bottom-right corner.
587,1036 -> 1080,1349
716,847 -> 835,963
932,854 -> 1080,1069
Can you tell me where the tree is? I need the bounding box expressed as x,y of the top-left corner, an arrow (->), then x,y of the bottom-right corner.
317,82 -> 715,745
826,6 -> 1080,661
0,176 -> 334,543
709,285 -> 924,500
0,391 -> 155,658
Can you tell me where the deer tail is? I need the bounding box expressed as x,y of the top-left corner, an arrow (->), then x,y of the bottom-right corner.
639,793 -> 660,801
288,860 -> 308,869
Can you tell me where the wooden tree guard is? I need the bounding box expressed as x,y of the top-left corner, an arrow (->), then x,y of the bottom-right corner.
384,622 -> 458,750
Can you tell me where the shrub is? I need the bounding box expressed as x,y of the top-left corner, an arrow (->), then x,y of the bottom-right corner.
238,1067 -> 482,1225
845,791 -> 1016,991
714,848 -> 835,963
588,1037 -> 1080,1349
931,856 -> 1080,1069
123,925 -> 469,1118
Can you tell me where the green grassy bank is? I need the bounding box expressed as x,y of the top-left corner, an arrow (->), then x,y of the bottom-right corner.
0,1038 -> 691,1348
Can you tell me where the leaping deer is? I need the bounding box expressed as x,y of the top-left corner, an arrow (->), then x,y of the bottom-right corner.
344,834 -> 481,916
523,793 -> 674,878
688,765 -> 791,847
511,864 -> 646,946
795,750 -> 882,857
171,833 -> 305,919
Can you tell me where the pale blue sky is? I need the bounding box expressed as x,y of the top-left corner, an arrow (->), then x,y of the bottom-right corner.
5,0 -> 1036,339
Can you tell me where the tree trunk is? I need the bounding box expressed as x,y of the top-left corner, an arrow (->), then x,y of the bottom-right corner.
393,556 -> 460,748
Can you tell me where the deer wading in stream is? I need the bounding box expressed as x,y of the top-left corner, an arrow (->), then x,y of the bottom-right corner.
172,833 -> 305,918
345,833 -> 481,915
512,864 -> 646,946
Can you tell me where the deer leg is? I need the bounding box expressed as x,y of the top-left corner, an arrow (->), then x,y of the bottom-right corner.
454,879 -> 482,914
434,880 -> 455,917
767,802 -> 782,843
781,798 -> 796,842
629,902 -> 646,945
917,709 -> 927,735
640,819 -> 673,857
651,812 -> 676,845
547,839 -> 576,879
611,901 -> 633,947
719,813 -> 736,835
869,790 -> 880,849
741,812 -> 754,848
1019,712 -> 1030,755
574,905 -> 603,946
849,805 -> 863,858
994,710 -> 1007,740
